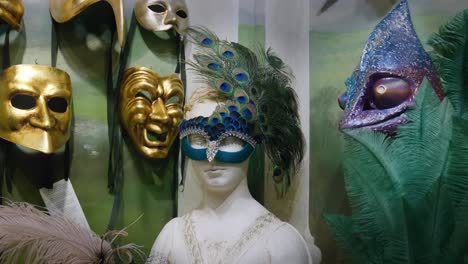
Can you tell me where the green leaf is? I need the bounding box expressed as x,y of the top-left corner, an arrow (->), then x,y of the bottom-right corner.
428,10 -> 468,119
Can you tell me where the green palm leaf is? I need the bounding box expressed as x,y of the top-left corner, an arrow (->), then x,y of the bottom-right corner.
428,10 -> 468,119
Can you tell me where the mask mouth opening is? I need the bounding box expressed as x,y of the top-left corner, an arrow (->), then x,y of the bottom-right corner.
146,130 -> 167,142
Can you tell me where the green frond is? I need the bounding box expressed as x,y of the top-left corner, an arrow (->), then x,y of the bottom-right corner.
323,214 -> 371,264
342,131 -> 409,263
445,117 -> 468,208
394,79 -> 453,203
428,10 -> 468,119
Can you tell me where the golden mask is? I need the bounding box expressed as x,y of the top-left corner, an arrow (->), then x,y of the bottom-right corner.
0,65 -> 72,154
135,0 -> 189,34
120,67 -> 184,159
49,0 -> 125,47
0,0 -> 24,31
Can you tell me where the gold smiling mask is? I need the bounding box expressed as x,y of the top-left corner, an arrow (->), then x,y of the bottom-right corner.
0,65 -> 72,154
0,0 -> 24,31
49,0 -> 125,47
135,0 -> 189,34
120,67 -> 184,159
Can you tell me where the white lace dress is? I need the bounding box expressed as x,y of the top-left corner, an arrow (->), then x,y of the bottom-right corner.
147,212 -> 312,264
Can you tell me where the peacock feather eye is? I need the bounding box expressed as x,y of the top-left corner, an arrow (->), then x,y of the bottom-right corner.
223,51 -> 234,57
215,80 -> 233,94
234,89 -> 249,105
220,46 -> 238,59
201,37 -> 213,46
208,113 -> 222,126
370,77 -> 412,110
233,69 -> 249,83
207,63 -> 221,70
272,166 -> 284,183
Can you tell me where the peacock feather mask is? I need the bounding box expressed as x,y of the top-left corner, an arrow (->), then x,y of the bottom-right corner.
180,27 -> 305,182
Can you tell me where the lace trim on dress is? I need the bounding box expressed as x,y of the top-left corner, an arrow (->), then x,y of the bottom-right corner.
183,212 -> 281,264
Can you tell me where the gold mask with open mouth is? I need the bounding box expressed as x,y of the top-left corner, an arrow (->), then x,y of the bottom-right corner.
120,67 -> 184,159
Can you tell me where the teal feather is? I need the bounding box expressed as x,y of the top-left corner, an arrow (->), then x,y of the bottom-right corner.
428,10 -> 468,120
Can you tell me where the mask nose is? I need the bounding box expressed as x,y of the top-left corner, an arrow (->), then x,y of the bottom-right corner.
338,92 -> 347,110
30,98 -> 55,130
163,12 -> 177,26
149,98 -> 170,124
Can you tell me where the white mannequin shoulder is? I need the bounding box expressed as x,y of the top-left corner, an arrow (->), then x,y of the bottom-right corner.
147,213 -> 312,264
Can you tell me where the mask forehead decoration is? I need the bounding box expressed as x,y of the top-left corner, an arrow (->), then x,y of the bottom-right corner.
135,0 -> 189,34
49,0 -> 125,47
338,0 -> 444,134
180,27 -> 304,188
119,67 -> 184,159
0,65 -> 72,153
0,0 -> 24,31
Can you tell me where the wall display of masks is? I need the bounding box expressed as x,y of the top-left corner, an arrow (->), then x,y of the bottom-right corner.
0,0 -> 189,254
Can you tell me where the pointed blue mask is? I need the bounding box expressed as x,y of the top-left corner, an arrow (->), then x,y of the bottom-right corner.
338,0 -> 444,134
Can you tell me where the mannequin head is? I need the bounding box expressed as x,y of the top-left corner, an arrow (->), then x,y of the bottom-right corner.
185,88 -> 250,194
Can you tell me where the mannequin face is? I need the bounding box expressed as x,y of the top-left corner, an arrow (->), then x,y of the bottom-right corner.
187,99 -> 250,193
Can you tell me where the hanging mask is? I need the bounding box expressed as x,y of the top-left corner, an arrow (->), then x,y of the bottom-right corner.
337,0 -> 444,134
49,0 -> 125,47
0,0 -> 24,31
0,65 -> 72,154
120,67 -> 184,159
134,0 -> 189,34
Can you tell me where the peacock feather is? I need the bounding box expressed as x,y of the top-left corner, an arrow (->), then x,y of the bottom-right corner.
182,27 -> 305,194
325,10 -> 468,263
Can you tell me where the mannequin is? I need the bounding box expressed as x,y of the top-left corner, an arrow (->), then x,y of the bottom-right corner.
147,89 -> 312,264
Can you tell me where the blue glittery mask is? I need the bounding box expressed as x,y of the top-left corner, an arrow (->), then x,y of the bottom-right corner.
337,0 -> 444,134
179,101 -> 260,163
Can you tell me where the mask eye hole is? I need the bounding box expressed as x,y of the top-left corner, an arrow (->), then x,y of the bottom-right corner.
176,10 -> 188,19
188,134 -> 208,149
219,136 -> 246,152
364,76 -> 412,110
166,95 -> 181,105
136,91 -> 153,102
148,3 -> 166,13
11,94 -> 36,110
48,97 -> 68,113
